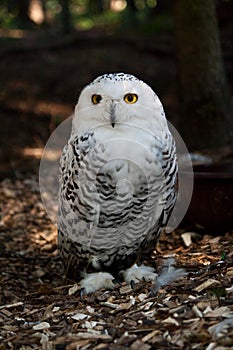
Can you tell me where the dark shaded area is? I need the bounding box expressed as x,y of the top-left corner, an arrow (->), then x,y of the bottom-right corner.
175,0 -> 233,150
182,163 -> 233,232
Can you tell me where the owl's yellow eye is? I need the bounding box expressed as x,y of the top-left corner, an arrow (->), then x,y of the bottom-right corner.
92,94 -> 102,104
124,93 -> 138,104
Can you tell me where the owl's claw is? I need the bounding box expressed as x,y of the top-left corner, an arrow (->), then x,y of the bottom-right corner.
112,278 -> 122,286
130,280 -> 136,289
80,287 -> 87,299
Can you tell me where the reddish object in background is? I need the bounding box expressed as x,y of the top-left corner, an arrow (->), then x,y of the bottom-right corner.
181,164 -> 233,233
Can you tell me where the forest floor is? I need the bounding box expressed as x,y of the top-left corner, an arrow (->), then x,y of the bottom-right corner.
0,26 -> 233,349
1,176 -> 233,350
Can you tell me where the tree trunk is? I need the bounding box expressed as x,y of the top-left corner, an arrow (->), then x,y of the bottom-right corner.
125,0 -> 138,25
126,0 -> 137,12
17,0 -> 31,22
59,0 -> 72,34
174,0 -> 233,150
40,0 -> 48,25
156,0 -> 172,13
88,0 -> 104,14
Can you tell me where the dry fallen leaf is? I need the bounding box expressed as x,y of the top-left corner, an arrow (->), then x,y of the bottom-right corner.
181,232 -> 194,247
162,317 -> 179,326
68,283 -> 79,295
33,322 -> 51,330
71,313 -> 90,321
192,305 -> 203,318
194,279 -> 221,292
205,306 -> 233,318
130,339 -> 151,350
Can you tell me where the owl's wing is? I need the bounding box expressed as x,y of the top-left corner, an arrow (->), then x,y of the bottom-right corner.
58,130 -> 100,279
59,130 -> 97,214
159,133 -> 177,227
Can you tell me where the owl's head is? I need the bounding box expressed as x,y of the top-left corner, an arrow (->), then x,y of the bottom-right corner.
73,73 -> 167,134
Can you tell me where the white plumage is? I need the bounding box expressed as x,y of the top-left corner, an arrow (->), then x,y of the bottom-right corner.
58,73 -> 177,293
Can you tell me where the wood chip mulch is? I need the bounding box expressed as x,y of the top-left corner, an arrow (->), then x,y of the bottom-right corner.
0,176 -> 233,350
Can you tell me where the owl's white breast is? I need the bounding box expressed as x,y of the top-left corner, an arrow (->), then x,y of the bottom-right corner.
89,124 -> 161,168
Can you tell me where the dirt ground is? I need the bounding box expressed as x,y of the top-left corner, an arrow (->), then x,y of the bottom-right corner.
0,26 -> 233,349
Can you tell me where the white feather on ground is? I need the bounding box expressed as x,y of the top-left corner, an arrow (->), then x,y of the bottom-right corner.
151,258 -> 186,295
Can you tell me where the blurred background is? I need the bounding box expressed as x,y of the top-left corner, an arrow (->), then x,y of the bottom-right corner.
0,0 -> 232,179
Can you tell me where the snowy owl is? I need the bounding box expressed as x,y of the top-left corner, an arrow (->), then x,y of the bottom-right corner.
58,73 -> 177,294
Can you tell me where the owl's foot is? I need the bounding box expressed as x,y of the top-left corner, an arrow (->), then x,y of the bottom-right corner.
122,264 -> 157,286
80,272 -> 116,294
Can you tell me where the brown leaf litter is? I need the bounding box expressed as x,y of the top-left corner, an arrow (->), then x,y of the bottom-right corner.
0,176 -> 233,349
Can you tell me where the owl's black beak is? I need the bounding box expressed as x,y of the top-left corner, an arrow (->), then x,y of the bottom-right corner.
110,102 -> 116,128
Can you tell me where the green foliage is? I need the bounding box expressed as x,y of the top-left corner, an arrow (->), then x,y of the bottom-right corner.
0,0 -> 172,33
221,252 -> 226,261
0,5 -> 19,29
211,286 -> 227,298
0,1 -> 34,29
135,0 -> 157,10
73,9 -> 122,30
139,12 -> 173,33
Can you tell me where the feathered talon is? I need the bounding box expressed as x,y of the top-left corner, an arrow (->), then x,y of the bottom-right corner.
80,272 -> 116,294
